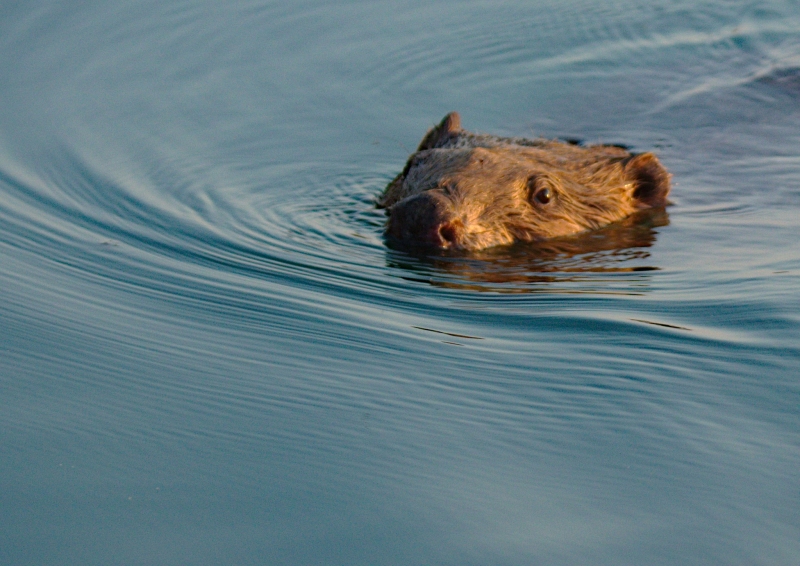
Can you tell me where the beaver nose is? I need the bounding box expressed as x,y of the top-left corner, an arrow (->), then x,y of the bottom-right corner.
386,191 -> 464,248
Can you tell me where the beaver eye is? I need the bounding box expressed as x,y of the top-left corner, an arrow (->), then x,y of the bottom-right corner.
527,176 -> 555,205
535,187 -> 552,204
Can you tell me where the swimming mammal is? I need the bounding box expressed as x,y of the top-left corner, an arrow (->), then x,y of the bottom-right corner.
379,112 -> 670,250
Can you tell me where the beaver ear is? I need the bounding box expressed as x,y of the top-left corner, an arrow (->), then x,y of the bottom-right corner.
417,112 -> 462,150
624,153 -> 671,207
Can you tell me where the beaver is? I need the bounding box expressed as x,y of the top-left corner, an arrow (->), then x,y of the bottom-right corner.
378,112 -> 671,250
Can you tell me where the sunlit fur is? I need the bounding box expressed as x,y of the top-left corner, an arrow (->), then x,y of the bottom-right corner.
379,112 -> 670,251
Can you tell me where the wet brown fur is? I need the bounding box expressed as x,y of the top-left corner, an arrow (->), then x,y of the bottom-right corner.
379,112 -> 671,250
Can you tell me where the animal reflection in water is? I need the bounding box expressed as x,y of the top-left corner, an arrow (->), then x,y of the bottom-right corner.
385,207 -> 669,293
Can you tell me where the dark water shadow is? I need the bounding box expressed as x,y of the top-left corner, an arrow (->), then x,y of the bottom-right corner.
752,67 -> 800,96
385,208 -> 670,294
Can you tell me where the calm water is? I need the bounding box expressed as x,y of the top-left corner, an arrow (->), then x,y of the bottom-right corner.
1,1 -> 799,564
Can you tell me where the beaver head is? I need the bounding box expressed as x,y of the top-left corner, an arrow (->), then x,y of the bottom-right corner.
379,112 -> 671,250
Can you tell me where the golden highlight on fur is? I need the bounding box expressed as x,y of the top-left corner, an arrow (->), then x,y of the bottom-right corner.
379,112 -> 671,250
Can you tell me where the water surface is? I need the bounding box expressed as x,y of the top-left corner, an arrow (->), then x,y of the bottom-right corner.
1,1 -> 799,564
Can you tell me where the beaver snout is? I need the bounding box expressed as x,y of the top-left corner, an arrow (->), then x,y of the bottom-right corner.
386,191 -> 465,249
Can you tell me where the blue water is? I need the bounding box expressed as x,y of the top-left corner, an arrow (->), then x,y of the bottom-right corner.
1,1 -> 799,564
